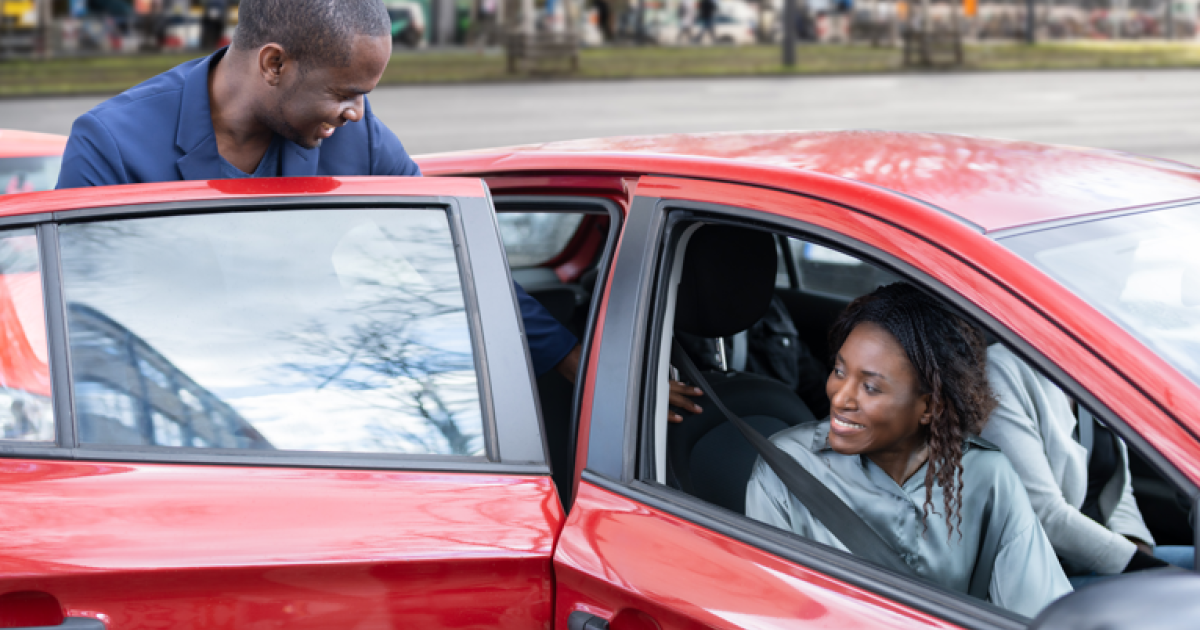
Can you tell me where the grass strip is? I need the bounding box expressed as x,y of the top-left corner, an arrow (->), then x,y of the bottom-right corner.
1,41 -> 1199,97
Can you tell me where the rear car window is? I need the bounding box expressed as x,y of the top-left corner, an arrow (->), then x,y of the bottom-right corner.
0,157 -> 61,194
59,209 -> 485,456
0,229 -> 53,441
497,212 -> 584,268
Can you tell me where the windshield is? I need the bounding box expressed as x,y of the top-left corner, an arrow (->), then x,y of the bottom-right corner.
0,156 -> 60,194
1001,202 -> 1200,386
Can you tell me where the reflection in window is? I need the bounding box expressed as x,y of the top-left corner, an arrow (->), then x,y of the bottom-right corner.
0,229 -> 53,442
61,209 -> 484,457
1002,204 -> 1200,387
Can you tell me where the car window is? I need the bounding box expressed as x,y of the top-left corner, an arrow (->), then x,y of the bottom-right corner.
0,228 -> 53,441
645,219 -> 1074,619
59,209 -> 485,456
0,156 -> 61,194
783,238 -> 901,298
497,212 -> 584,268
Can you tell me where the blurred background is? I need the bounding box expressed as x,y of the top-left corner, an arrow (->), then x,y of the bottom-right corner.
1,0 -> 1199,192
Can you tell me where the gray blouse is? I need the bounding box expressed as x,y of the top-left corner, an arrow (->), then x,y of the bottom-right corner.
746,420 -> 1072,617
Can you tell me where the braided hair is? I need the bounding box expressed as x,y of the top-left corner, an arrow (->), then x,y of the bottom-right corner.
828,283 -> 997,535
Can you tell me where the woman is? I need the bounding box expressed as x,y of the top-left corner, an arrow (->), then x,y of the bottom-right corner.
982,344 -> 1192,586
745,283 -> 1071,616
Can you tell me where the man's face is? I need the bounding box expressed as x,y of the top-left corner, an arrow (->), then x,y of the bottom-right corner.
266,35 -> 391,149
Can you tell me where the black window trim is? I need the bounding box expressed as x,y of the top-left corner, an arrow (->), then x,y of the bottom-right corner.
585,193 -> 1198,630
0,195 -> 553,476
492,193 -> 624,509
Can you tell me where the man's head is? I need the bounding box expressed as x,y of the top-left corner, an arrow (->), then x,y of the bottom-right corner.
230,0 -> 392,149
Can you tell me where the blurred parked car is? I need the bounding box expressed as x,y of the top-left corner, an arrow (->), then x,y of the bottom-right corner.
386,0 -> 427,48
1,130 -> 1200,627
0,130 -> 65,195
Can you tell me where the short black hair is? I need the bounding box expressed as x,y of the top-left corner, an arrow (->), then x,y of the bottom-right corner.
233,0 -> 391,66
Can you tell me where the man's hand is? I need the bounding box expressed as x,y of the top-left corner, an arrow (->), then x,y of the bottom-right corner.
1128,537 -> 1154,556
555,345 -> 583,383
669,380 -> 703,423
555,345 -> 703,423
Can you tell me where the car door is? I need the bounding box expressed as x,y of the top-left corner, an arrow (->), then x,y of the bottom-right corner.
0,178 -> 560,629
553,175 -> 1200,629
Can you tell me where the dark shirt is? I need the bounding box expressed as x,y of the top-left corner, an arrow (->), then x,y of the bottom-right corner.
1081,422 -> 1119,523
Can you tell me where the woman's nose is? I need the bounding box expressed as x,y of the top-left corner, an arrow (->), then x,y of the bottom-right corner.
829,380 -> 854,410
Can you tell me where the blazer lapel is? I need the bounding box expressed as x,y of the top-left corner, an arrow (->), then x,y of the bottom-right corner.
175,48 -> 228,181
280,141 -> 320,177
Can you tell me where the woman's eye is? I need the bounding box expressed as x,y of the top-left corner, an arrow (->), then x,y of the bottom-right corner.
833,368 -> 845,378
864,383 -> 879,394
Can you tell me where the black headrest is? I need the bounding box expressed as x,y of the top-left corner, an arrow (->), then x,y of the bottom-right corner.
674,225 -> 777,338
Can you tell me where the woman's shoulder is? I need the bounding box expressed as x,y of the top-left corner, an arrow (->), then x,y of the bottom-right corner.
963,434 -> 1028,489
769,419 -> 832,454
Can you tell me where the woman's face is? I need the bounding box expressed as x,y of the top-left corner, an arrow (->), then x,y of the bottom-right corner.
826,322 -> 932,460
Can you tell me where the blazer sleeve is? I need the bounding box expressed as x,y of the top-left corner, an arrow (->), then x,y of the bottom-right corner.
365,100 -> 421,177
981,350 -> 1137,575
56,112 -> 128,188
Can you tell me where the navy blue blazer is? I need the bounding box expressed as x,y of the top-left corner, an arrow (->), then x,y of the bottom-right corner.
57,49 -> 577,375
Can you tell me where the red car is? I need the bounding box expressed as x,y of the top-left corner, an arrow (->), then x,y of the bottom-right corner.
0,131 -> 1198,629
0,130 -> 67,195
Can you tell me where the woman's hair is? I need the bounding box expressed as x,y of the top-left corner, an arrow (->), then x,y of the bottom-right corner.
828,282 -> 997,535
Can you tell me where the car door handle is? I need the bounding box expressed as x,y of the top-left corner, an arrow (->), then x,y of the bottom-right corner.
568,610 -> 611,630
9,619 -> 106,630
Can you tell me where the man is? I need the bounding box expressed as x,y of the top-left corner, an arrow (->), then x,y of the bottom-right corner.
56,0 -> 702,410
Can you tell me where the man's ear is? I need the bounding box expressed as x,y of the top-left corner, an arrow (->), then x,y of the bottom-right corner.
257,43 -> 288,87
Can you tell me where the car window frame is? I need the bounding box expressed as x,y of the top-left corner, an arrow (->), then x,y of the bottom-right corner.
586,192 -> 1199,630
0,195 -> 550,475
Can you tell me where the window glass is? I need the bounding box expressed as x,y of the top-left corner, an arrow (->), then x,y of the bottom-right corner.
1001,204 -> 1200,388
0,157 -> 61,194
0,229 -> 53,441
787,239 -> 901,298
497,212 -> 584,268
60,209 -> 484,456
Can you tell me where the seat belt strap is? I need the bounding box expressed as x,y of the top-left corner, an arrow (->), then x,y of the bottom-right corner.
1078,407 -> 1095,462
671,340 -> 919,578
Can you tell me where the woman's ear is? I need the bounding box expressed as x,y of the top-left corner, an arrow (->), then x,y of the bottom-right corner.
919,394 -> 936,426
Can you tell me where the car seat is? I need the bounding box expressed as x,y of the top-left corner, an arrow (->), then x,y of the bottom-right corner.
667,225 -> 818,514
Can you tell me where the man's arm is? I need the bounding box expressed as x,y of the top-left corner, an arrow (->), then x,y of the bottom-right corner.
56,113 -> 128,189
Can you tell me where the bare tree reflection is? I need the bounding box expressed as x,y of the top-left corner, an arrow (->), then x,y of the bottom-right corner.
281,222 -> 483,456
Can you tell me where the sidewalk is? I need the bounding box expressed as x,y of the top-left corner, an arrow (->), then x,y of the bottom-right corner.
2,41 -> 1200,98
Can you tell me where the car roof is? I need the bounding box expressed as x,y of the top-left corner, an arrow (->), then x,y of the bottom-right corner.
0,130 -> 68,159
417,131 -> 1200,233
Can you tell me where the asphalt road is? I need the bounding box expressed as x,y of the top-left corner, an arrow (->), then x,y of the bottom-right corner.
11,68 -> 1200,166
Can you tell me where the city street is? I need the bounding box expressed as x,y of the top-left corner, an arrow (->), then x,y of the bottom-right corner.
9,68 -> 1200,165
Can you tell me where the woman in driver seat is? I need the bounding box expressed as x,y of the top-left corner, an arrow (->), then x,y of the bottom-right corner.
746,283 -> 1071,616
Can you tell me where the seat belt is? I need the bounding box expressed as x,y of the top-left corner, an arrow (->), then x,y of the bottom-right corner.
670,340 -> 919,578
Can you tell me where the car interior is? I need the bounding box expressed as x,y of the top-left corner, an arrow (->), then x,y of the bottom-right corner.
494,200 -> 1196,611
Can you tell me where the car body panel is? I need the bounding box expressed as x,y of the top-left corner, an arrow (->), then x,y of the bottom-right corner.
0,458 -> 561,629
0,176 -> 488,220
418,131 -> 1200,233
0,177 -> 561,629
557,174 -> 1197,627
554,480 -> 960,630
